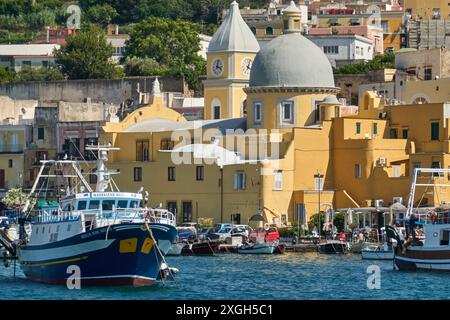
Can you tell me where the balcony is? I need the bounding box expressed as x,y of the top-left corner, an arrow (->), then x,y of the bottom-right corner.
0,144 -> 24,154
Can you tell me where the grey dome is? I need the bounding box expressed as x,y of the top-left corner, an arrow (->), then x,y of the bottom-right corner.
249,33 -> 335,88
209,1 -> 260,53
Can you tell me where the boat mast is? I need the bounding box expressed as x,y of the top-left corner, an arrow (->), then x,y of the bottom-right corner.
85,144 -> 120,192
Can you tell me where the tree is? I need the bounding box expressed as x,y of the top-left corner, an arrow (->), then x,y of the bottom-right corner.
1,188 -> 34,210
335,52 -> 395,75
16,66 -> 64,82
54,24 -> 122,80
0,67 -> 16,83
124,57 -> 168,77
85,4 -> 118,27
125,16 -> 206,94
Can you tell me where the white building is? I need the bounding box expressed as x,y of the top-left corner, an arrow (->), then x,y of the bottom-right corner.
0,44 -> 60,72
306,34 -> 374,68
199,34 -> 211,60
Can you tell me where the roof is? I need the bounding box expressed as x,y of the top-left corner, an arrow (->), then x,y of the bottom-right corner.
124,117 -> 246,134
209,1 -> 260,53
283,1 -> 301,14
249,32 -> 335,88
0,44 -> 60,56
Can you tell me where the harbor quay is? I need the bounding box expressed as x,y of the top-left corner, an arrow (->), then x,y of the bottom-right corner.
1,0 -> 450,303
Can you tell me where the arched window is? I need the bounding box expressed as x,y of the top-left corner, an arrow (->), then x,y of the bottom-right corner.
250,26 -> 256,34
413,96 -> 429,105
265,27 -> 273,35
211,98 -> 221,120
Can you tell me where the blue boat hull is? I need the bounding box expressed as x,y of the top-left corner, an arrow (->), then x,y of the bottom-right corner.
18,223 -> 177,286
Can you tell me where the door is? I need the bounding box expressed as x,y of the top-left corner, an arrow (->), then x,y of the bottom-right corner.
182,201 -> 193,223
0,169 -> 5,189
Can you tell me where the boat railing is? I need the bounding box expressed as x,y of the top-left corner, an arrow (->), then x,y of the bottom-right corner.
413,211 -> 450,225
145,208 -> 176,227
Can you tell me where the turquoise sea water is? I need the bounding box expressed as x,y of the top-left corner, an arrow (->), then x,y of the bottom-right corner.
1,253 -> 449,300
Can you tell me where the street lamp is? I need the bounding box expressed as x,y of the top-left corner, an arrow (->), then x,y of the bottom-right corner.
314,170 -> 324,239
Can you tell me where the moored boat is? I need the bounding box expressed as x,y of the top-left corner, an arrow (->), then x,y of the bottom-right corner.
318,240 -> 349,254
14,145 -> 177,286
167,242 -> 186,256
361,243 -> 394,260
238,242 -> 277,254
181,241 -> 219,255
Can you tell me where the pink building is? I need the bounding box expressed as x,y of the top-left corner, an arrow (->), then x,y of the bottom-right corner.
309,25 -> 384,54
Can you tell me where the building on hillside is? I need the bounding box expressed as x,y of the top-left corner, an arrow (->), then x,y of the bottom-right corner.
95,1 -> 450,227
306,34 -> 374,68
0,44 -> 61,72
404,0 -> 450,20
309,24 -> 384,54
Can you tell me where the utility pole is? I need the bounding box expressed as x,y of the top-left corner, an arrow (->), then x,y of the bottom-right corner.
219,159 -> 224,223
315,170 -> 324,240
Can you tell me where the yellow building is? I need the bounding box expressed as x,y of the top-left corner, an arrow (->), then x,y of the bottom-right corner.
98,1 -> 450,226
0,124 -> 30,195
404,0 -> 450,20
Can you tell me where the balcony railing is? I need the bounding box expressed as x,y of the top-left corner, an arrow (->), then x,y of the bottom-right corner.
0,144 -> 24,153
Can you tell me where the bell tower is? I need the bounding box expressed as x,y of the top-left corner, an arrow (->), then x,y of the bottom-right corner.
203,1 -> 260,120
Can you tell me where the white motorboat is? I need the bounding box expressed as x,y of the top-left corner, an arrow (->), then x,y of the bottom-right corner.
362,243 -> 394,260
167,242 -> 186,256
238,242 -> 277,254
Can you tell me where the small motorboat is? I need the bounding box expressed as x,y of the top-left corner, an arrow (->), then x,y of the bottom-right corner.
181,241 -> 219,255
238,242 -> 277,254
318,240 -> 349,254
274,243 -> 286,254
361,243 -> 394,260
157,262 -> 179,281
167,242 -> 186,256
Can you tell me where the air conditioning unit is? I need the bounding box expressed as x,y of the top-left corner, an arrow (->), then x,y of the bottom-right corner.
393,197 -> 403,204
374,199 -> 384,207
377,157 -> 387,166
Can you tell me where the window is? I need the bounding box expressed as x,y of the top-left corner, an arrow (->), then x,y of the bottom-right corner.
196,166 -> 204,181
392,165 -> 401,177
250,26 -> 256,34
324,46 -> 339,54
254,102 -> 262,124
213,105 -> 221,120
424,67 -> 432,80
274,170 -> 283,190
233,171 -> 246,190
231,213 -> 241,224
432,161 -> 441,177
117,200 -> 128,208
22,61 -> 31,67
281,101 -> 293,123
134,167 -> 142,181
136,140 -> 149,161
373,123 -> 378,135
356,122 -> 361,134
381,21 -> 388,33
42,61 -> 48,68
167,201 -> 177,215
402,128 -> 409,139
265,27 -> 273,35
38,127 -> 45,140
102,200 -> 115,211
168,167 -> 176,181
130,200 -> 139,208
355,164 -> 362,179
89,169 -> 97,185
77,201 -> 87,210
390,128 -> 398,139
8,159 -> 12,168
441,230 -> 449,246
89,200 -> 100,210
431,122 -> 439,141
182,202 -> 193,222
160,139 -> 174,150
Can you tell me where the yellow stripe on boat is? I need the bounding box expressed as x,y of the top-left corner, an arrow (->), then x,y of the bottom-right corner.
24,256 -> 88,267
119,238 -> 138,253
140,238 -> 154,254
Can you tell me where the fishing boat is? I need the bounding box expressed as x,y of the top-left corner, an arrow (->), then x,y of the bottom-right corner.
237,242 -> 277,254
12,144 -> 177,286
318,240 -> 349,254
167,242 -> 186,256
388,168 -> 450,272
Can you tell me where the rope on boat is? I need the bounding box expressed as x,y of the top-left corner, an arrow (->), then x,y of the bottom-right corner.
144,221 -> 180,288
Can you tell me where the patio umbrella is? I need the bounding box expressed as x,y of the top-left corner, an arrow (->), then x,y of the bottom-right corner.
249,214 -> 266,222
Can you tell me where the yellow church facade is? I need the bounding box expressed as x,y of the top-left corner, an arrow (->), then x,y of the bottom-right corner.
96,2 -> 450,226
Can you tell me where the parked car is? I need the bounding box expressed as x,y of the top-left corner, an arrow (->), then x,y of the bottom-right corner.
232,225 -> 253,237
177,228 -> 197,243
213,223 -> 233,233
198,227 -> 218,241
214,226 -> 248,242
250,225 -> 280,243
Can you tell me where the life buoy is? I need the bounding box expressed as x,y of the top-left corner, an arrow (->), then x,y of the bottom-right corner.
264,223 -> 270,231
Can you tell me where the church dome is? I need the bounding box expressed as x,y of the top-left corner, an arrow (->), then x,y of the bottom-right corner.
208,1 -> 260,53
249,32 -> 335,88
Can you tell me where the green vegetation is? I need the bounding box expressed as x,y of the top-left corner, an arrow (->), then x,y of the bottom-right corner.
54,24 -> 123,80
0,66 -> 64,83
334,53 -> 395,74
125,16 -> 206,94
308,211 -> 346,233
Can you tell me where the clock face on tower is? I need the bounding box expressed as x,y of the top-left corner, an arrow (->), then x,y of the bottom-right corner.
241,58 -> 253,76
211,58 -> 224,76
